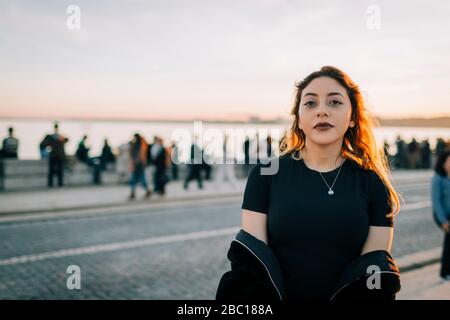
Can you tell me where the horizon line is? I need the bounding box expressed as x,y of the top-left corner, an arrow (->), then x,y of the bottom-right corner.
1,114 -> 450,123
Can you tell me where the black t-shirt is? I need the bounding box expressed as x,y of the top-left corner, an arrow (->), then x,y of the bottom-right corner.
241,152 -> 394,300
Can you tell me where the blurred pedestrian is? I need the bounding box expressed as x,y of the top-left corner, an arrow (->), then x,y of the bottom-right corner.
75,135 -> 90,164
1,127 -> 19,159
255,132 -> 272,164
421,139 -> 431,169
184,137 -> 203,190
407,138 -> 421,169
41,122 -> 69,188
100,138 -> 116,170
170,140 -> 179,181
243,137 -> 251,177
255,132 -> 261,164
39,134 -> 51,159
201,147 -> 212,180
431,150 -> 450,281
128,133 -> 151,200
395,135 -> 407,169
151,137 -> 169,195
75,135 -> 102,184
266,135 -> 273,158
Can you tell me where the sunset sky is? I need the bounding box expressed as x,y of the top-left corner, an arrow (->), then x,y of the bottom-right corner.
1,0 -> 450,121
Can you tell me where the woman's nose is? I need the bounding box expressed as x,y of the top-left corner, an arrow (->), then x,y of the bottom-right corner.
316,104 -> 329,117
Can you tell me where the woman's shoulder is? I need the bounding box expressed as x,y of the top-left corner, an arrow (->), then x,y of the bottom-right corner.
344,159 -> 385,185
432,174 -> 448,184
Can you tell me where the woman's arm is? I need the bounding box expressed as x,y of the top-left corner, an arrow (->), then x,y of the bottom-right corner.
242,209 -> 268,245
360,226 -> 393,255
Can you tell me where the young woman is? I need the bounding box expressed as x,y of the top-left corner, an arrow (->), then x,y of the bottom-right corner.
221,66 -> 402,300
432,150 -> 450,281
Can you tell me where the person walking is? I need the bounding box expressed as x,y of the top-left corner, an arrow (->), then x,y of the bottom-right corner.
431,150 -> 450,281
128,133 -> 151,200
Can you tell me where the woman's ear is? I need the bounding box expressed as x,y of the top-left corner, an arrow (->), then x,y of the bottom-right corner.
349,120 -> 355,128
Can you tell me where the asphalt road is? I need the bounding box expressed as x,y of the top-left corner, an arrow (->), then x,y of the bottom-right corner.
0,177 -> 442,299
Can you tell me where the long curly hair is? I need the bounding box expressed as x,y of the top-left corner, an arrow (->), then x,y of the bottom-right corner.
279,66 -> 402,218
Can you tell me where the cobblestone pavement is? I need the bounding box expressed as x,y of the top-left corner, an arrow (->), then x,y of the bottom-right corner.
0,177 -> 444,299
397,263 -> 450,300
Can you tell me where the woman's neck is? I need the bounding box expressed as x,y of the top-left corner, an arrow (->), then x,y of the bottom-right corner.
301,141 -> 344,172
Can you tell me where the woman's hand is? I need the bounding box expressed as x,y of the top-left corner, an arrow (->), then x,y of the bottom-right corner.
441,222 -> 450,233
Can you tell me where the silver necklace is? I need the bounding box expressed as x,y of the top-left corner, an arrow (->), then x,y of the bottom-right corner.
318,159 -> 346,195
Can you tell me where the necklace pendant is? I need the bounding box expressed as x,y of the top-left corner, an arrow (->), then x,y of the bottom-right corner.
328,189 -> 334,195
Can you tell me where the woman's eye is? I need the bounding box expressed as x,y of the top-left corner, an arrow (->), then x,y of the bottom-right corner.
304,101 -> 315,107
328,100 -> 343,106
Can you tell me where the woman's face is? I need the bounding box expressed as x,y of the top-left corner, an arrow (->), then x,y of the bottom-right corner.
298,76 -> 355,147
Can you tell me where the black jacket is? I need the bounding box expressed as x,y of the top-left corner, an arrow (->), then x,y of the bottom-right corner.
216,229 -> 401,301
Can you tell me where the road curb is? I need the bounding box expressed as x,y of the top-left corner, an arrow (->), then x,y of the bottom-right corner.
0,192 -> 243,217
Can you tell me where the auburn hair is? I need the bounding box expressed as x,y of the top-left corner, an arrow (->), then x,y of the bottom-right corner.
279,66 -> 402,218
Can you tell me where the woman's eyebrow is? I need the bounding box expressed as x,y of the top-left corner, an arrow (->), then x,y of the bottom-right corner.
303,92 -> 344,98
328,92 -> 344,97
